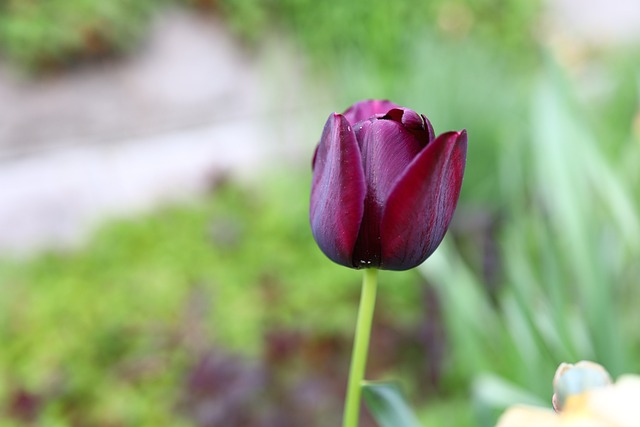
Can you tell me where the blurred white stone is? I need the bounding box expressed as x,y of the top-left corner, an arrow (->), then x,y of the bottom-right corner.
546,0 -> 640,46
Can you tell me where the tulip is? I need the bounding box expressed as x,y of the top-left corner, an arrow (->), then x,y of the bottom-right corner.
310,99 -> 467,271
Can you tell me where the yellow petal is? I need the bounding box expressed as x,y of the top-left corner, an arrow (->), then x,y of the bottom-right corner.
496,405 -> 561,427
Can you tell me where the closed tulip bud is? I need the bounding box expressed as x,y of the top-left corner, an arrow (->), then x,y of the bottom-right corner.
310,99 -> 467,270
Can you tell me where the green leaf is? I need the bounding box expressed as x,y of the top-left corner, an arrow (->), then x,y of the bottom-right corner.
362,381 -> 423,427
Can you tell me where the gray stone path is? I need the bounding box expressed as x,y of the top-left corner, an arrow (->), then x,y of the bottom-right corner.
0,10 -> 334,254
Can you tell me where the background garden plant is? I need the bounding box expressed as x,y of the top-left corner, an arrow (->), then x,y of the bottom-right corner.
1,0 -> 640,426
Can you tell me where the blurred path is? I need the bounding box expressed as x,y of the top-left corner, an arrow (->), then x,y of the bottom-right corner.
0,10 -> 333,254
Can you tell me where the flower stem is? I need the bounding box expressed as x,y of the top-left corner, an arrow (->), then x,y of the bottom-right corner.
343,268 -> 378,427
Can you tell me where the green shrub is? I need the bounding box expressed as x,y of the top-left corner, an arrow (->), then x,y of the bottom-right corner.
0,0 -> 158,71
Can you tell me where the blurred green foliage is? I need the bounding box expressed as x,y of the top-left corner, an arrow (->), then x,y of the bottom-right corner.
421,59 -> 640,425
0,0 -> 160,71
0,0 -> 541,74
218,0 -> 540,70
0,177 -> 427,425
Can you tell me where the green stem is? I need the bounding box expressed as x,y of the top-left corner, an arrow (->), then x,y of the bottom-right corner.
343,268 -> 378,427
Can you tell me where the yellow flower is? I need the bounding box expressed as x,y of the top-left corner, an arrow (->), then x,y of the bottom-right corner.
496,374 -> 640,427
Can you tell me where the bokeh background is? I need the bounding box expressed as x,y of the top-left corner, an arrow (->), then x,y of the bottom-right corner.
1,0 -> 640,426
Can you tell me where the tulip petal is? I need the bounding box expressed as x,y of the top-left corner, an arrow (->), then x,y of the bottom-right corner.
383,108 -> 432,146
310,113 -> 366,267
380,130 -> 467,270
351,119 -> 425,268
343,99 -> 400,124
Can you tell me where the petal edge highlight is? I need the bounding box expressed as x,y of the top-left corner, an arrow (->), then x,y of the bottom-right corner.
310,113 -> 367,267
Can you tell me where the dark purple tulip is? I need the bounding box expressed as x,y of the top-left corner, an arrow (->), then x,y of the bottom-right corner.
310,99 -> 467,271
